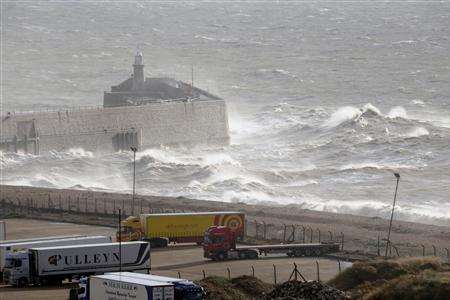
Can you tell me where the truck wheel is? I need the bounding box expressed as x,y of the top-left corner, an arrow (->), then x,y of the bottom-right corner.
217,252 -> 227,261
314,248 -> 322,256
248,251 -> 258,259
69,288 -> 79,300
17,277 -> 28,288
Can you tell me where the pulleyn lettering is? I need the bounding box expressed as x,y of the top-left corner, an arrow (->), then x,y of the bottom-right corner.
48,251 -> 120,266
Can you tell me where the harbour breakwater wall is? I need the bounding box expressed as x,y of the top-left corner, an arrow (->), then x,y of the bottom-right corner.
0,100 -> 229,153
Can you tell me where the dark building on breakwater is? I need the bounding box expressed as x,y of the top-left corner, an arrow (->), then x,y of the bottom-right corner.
104,52 -> 220,107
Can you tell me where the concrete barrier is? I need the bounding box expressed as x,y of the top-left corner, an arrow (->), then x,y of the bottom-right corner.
0,100 -> 229,153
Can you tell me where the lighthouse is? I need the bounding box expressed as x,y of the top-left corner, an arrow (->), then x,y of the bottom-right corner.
132,52 -> 144,90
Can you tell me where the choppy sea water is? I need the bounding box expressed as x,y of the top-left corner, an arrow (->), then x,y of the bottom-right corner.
1,1 -> 450,225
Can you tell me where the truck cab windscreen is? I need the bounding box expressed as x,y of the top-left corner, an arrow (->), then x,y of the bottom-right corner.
5,258 -> 21,268
120,226 -> 134,234
204,234 -> 224,244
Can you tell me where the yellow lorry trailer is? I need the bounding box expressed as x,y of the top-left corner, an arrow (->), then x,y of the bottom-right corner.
117,212 -> 245,247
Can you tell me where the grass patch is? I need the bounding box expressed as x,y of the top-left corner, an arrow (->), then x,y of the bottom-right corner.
365,271 -> 450,300
328,257 -> 449,300
329,257 -> 443,291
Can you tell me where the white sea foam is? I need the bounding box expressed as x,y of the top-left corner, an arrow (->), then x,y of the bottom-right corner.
323,106 -> 362,128
387,106 -> 407,119
67,148 -> 94,158
202,153 -> 241,167
405,127 -> 429,138
411,99 -> 425,106
338,162 -> 417,171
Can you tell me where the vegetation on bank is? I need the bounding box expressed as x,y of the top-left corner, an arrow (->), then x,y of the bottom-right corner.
329,257 -> 450,300
197,257 -> 450,300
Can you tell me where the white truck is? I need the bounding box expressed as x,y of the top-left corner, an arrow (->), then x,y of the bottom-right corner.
3,241 -> 150,287
0,221 -> 5,241
0,235 -> 111,277
89,273 -> 174,300
106,272 -> 205,300
0,235 -> 87,245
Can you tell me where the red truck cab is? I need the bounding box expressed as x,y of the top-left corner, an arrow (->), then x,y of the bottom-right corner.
203,226 -> 236,260
203,225 -> 341,261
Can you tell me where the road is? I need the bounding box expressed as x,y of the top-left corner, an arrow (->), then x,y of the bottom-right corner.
0,218 -> 348,299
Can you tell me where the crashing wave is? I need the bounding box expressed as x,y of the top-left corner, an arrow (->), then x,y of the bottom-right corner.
338,162 -> 417,172
405,127 -> 429,138
386,106 -> 407,119
322,103 -> 414,129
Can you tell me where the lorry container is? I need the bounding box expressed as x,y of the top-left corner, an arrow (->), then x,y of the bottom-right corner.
3,241 -> 150,287
106,272 -> 205,300
0,235 -> 87,246
89,273 -> 174,300
0,235 -> 111,278
117,212 -> 245,247
0,221 -> 5,241
203,226 -> 340,260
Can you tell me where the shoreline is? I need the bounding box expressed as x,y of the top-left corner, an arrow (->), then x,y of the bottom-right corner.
1,184 -> 449,256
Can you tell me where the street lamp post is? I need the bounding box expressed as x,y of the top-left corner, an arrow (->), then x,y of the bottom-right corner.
385,172 -> 400,257
130,147 -> 137,216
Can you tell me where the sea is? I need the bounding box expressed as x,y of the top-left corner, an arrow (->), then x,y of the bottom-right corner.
1,1 -> 450,226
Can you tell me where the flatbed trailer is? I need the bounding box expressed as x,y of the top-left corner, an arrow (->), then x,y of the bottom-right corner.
238,243 -> 340,256
203,226 -> 341,260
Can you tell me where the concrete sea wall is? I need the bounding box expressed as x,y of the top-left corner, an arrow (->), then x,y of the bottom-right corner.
0,100 -> 229,153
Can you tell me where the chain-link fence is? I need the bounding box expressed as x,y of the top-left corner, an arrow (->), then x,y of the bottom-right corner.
1,193 -> 449,262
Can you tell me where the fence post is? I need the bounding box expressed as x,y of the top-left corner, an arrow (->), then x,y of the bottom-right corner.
251,265 -> 255,277
432,245 -> 437,256
202,270 -> 206,279
290,224 -> 296,242
377,234 -> 380,256
301,225 -> 306,243
273,264 -> 277,284
316,228 -> 321,243
227,267 -> 231,280
177,272 -> 181,279
393,245 -> 400,257
262,221 -> 267,240
338,260 -> 342,273
316,261 -> 320,282
308,226 -> 313,243
288,263 -> 306,282
421,244 -> 425,256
